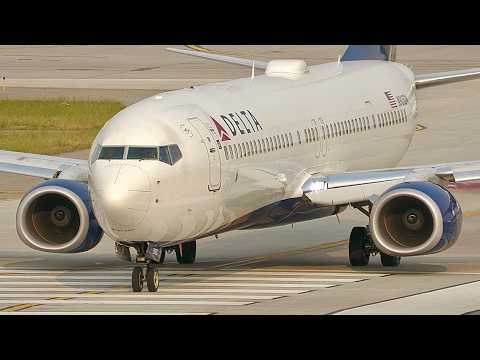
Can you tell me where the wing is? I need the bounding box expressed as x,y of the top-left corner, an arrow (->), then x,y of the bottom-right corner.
415,68 -> 480,88
296,161 -> 480,207
0,150 -> 89,182
165,47 -> 269,70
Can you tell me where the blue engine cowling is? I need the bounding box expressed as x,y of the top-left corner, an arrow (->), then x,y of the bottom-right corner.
16,179 -> 103,253
369,181 -> 462,256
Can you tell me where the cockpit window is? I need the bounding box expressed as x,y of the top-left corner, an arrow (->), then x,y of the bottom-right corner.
127,147 -> 158,160
168,144 -> 182,164
158,145 -> 182,165
98,146 -> 125,160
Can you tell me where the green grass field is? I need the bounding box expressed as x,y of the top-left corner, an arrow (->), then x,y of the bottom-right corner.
0,99 -> 124,154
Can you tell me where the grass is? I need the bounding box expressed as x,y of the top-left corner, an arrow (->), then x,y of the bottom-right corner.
0,99 -> 124,154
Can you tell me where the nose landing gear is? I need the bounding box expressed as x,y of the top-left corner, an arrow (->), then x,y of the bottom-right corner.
131,264 -> 160,292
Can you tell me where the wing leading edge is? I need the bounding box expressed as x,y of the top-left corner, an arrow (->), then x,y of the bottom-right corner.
0,150 -> 89,181
300,161 -> 480,207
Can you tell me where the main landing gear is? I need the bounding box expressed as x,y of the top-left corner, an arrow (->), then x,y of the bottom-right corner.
349,206 -> 401,267
115,240 -> 197,292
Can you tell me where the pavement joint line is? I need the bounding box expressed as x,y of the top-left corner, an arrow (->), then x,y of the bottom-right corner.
328,278 -> 480,315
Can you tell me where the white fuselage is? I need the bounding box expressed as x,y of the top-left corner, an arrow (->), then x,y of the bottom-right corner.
87,60 -> 417,246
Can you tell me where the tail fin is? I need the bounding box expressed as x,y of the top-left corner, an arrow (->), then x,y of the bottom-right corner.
341,45 -> 397,62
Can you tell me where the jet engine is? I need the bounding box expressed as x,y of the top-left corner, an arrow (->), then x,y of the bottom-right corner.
369,181 -> 462,256
16,179 -> 103,253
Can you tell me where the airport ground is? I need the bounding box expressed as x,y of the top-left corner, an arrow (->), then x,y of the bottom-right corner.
1,45 -> 480,315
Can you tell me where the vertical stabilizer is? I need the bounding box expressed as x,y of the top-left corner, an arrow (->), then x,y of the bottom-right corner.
341,45 -> 397,62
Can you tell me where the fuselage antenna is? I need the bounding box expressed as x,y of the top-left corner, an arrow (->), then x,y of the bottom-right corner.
251,60 -> 255,80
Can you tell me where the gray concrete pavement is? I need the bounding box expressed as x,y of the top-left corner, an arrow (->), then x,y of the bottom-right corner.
1,45 -> 480,314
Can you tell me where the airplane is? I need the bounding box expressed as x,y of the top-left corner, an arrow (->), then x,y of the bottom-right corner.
2,45 -> 480,293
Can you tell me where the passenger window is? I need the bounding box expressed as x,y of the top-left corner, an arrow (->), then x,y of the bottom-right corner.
289,133 -> 293,147
261,139 -> 266,152
367,117 -> 371,129
281,134 -> 285,148
269,137 -> 273,151
234,144 -> 239,158
229,145 -> 234,159
246,142 -> 251,156
274,136 -> 278,150
373,115 -> 377,128
254,140 -> 258,154
242,143 -> 246,157
297,131 -> 302,144
224,146 -> 229,160
98,146 -> 125,160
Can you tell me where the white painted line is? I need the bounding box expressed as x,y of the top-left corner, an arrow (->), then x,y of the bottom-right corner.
165,282 -> 334,288
0,275 -> 361,283
0,288 -> 307,294
334,280 -> 480,315
0,275 -> 130,280
0,293 -> 280,300
164,276 -> 361,283
0,281 -> 334,288
0,312 -> 212,315
0,299 -> 252,306
0,281 -> 133,286
0,269 -> 388,277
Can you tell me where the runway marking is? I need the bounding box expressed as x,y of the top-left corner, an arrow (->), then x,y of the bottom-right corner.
0,269 -> 388,277
216,240 -> 348,269
0,299 -> 254,306
464,210 -> 480,217
0,312 -> 212,315
0,293 -> 281,300
0,288 -> 309,294
161,282 -> 336,288
0,275 -> 362,283
0,303 -> 39,312
0,281 -> 337,288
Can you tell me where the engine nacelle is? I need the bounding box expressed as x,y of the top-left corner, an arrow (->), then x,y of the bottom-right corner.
369,181 -> 462,256
16,179 -> 103,253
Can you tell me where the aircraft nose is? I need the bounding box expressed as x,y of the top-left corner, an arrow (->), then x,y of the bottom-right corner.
91,164 -> 152,230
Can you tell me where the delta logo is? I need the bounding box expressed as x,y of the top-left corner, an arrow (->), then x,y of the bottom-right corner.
210,117 -> 231,141
210,110 -> 263,141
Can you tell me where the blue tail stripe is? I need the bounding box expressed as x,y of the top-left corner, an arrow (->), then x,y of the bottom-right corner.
341,45 -> 395,62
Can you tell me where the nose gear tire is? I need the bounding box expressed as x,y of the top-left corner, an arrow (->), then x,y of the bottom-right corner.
132,266 -> 144,292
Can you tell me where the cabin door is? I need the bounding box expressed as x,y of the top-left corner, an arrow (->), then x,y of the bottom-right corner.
188,117 -> 221,191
